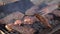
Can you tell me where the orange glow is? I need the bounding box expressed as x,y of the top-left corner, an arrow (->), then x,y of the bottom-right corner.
14,20 -> 22,25
24,16 -> 35,24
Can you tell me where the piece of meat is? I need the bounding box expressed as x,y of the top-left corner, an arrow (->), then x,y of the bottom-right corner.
23,16 -> 36,24
14,20 -> 23,25
34,14 -> 52,28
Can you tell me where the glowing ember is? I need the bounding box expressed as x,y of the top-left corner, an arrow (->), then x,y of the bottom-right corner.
24,16 -> 35,24
14,20 -> 22,25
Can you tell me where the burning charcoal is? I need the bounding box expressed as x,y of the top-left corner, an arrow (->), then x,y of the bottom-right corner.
5,24 -> 14,32
14,20 -> 23,25
5,19 -> 35,34
5,19 -> 22,32
23,16 -> 36,24
0,30 -> 5,34
5,23 -> 36,34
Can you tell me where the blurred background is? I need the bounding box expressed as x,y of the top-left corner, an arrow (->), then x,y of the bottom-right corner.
0,0 -> 60,34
